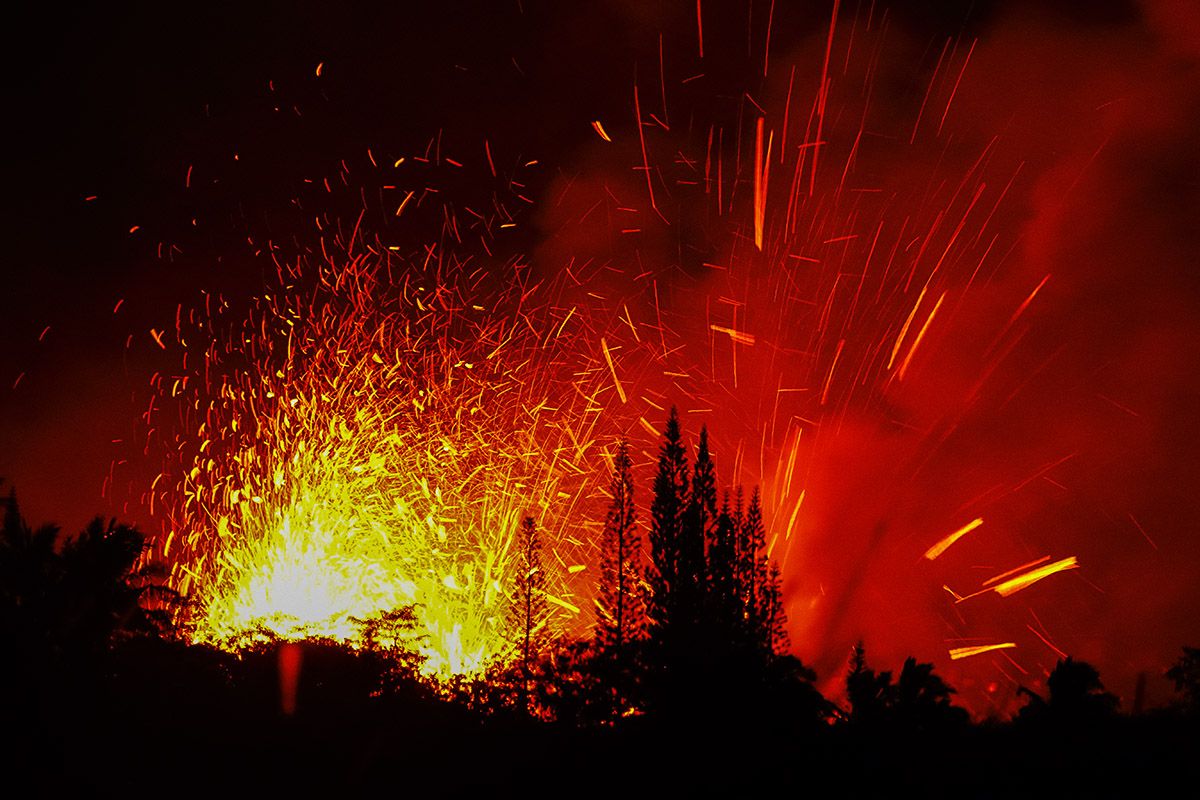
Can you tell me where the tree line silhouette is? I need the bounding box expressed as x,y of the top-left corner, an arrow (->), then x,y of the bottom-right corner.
483,409 -> 825,730
2,411 -> 1198,793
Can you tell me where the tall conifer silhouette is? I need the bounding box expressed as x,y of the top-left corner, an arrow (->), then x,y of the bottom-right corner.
707,495 -> 739,631
648,408 -> 690,634
738,488 -> 768,640
515,515 -> 545,674
597,440 -> 644,655
760,561 -> 789,657
684,426 -> 717,622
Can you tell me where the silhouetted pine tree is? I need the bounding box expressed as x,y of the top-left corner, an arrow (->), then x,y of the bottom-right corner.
737,488 -> 768,639
731,485 -> 745,548
706,496 -> 739,632
685,426 -> 717,618
596,440 -> 644,655
759,560 -> 789,657
647,407 -> 690,634
845,643 -> 894,727
508,515 -> 549,717
515,515 -> 546,676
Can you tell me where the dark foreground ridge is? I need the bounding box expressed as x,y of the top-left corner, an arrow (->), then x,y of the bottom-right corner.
6,636 -> 1199,797
3,409 -> 1199,796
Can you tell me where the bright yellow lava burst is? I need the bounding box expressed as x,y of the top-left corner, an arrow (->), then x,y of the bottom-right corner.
153,250 -> 615,678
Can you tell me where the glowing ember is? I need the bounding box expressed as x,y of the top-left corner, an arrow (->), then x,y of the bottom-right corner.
992,557 -> 1080,599
949,643 -> 1018,661
924,518 -> 985,561
149,235 -> 624,676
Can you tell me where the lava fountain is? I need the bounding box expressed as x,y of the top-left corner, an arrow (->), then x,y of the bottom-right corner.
148,231 -> 633,676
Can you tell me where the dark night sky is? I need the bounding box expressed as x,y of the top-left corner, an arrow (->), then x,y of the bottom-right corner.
3,1 -> 1198,711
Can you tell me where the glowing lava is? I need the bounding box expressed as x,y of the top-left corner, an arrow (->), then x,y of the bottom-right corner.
151,246 -> 613,677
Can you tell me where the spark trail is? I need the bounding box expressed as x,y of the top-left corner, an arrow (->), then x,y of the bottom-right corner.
148,217 -> 640,676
